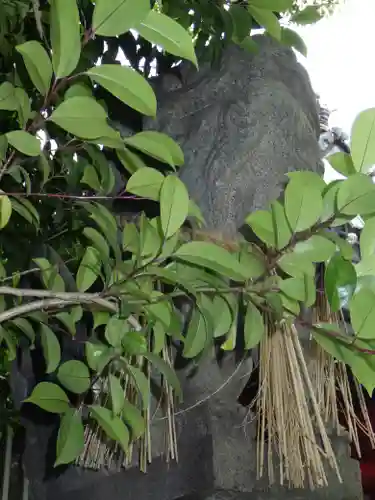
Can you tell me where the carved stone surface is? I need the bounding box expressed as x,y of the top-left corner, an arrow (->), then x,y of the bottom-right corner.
9,35 -> 363,500
145,34 -> 323,238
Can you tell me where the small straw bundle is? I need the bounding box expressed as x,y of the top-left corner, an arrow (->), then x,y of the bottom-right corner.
75,345 -> 178,472
250,314 -> 342,489
311,288 -> 375,458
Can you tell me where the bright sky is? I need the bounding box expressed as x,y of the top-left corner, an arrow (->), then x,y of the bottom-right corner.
295,0 -> 375,134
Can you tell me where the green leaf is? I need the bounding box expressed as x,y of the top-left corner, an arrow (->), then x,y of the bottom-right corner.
15,88 -> 31,129
238,245 -> 267,279
10,318 -> 35,344
291,5 -> 323,25
249,0 -> 293,10
81,165 -> 101,191
183,308 -> 208,358
277,252 -> 315,278
0,82 -> 18,111
245,209 -> 276,247
350,108 -> 375,174
136,11 -> 198,67
49,97 -> 115,140
55,409 -> 85,467
76,246 -> 101,292
16,41 -> 52,96
293,235 -> 336,262
6,131 -> 40,157
50,0 -> 81,78
211,295 -> 236,337
350,288 -> 375,339
57,360 -> 91,394
65,83 -> 93,99
126,167 -> 164,201
86,65 -> 156,117
0,136 -> 7,161
144,352 -> 183,400
33,257 -> 65,292
0,195 -> 12,229
93,0 -> 150,37
123,361 -> 150,408
229,5 -> 252,42
244,301 -> 265,349
321,231 -> 353,261
173,242 -> 248,281
109,374 -> 124,416
325,255 -> 357,312
122,400 -> 145,440
90,405 -> 129,451
122,331 -> 148,355
360,217 -> 375,259
85,342 -> 112,372
355,255 -> 375,278
328,152 -> 356,177
336,174 -> 375,216
284,177 -> 323,232
125,131 -> 184,167
280,27 -> 307,56
117,148 -> 148,175
24,382 -> 70,414
40,324 -> 61,374
271,200 -> 292,250
105,316 -> 127,348
83,227 -> 110,260
279,277 -> 305,302
160,175 -> 189,238
248,6 -> 281,40
286,171 -> 326,193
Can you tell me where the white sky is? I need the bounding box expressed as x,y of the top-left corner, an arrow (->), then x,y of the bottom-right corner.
295,0 -> 375,134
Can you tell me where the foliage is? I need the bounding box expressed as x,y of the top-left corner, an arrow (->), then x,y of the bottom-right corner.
0,0 -> 366,470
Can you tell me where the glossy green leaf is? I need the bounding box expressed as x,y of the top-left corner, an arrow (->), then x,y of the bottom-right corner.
85,342 -> 112,372
10,318 -> 35,344
123,361 -> 150,408
350,288 -> 375,339
81,165 -> 101,191
325,255 -> 357,312
183,308 -> 208,358
122,400 -> 145,440
174,242 -> 248,281
285,172 -> 326,193
65,83 -> 93,99
337,174 -> 375,216
291,5 -> 323,24
293,235 -> 336,262
0,195 -> 12,229
360,217 -> 375,259
248,6 -> 281,40
238,245 -> 267,279
117,148 -> 148,175
16,41 -> 52,96
245,209 -> 276,247
125,131 -> 184,167
57,360 -> 91,394
105,316 -> 128,348
249,0 -> 293,10
328,152 -> 356,177
0,82 -> 18,111
244,301 -> 264,349
55,409 -> 85,467
33,257 -> 65,292
90,405 -> 129,451
122,331 -> 148,355
321,231 -> 353,261
86,65 -> 156,117
280,27 -> 307,56
93,0 -> 150,37
211,295 -> 236,337
160,175 -> 189,238
83,227 -> 110,259
271,200 -> 292,250
144,352 -> 183,400
24,382 -> 70,414
277,252 -> 315,278
109,374 -> 124,416
40,324 -> 61,374
49,97 -> 115,140
14,88 -> 31,128
136,11 -> 198,67
50,0 -> 81,78
350,108 -> 375,174
76,246 -> 101,292
6,131 -> 40,157
229,4 -> 252,42
279,277 -> 306,302
126,167 -> 164,201
284,177 -> 322,232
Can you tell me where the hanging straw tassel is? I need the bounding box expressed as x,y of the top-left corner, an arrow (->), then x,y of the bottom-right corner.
312,289 -> 375,458
252,315 -> 342,489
